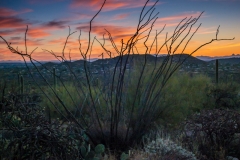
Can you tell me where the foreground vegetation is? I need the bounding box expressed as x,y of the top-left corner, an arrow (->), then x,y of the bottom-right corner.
1,71 -> 240,159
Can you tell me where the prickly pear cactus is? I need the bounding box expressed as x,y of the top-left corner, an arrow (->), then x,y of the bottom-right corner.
80,143 -> 105,160
120,152 -> 129,160
94,144 -> 105,154
80,146 -> 87,157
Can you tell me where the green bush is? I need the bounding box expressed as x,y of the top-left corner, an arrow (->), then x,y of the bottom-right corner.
41,82 -> 85,119
156,73 -> 211,127
203,82 -> 240,109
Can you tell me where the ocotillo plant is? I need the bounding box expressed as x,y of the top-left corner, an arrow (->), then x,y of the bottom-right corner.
216,59 -> 219,84
53,67 -> 56,90
20,75 -> 24,95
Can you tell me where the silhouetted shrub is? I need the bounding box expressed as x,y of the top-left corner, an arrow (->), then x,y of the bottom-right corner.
0,92 -> 84,159
183,109 -> 240,159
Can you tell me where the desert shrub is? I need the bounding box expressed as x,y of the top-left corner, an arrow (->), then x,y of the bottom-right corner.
0,91 -> 85,159
144,130 -> 197,160
203,82 -> 240,109
41,82 -> 85,119
157,73 -> 211,127
183,109 -> 240,159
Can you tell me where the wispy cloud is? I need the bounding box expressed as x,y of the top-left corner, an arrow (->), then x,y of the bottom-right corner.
196,26 -> 218,35
112,13 -> 129,20
190,0 -> 240,2
2,38 -> 43,46
48,38 -> 67,45
154,11 -> 204,27
27,28 -> 51,38
0,29 -> 15,36
0,7 -> 32,17
76,23 -> 135,42
10,37 -> 22,41
0,16 -> 29,29
0,7 -> 33,31
0,27 -> 50,38
70,0 -> 162,11
209,43 -> 240,49
159,12 -> 203,23
15,39 -> 44,46
27,0 -> 65,4
43,20 -> 69,29
0,18 -> 69,38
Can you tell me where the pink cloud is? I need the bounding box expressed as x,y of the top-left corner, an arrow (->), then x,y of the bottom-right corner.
13,39 -> 43,46
0,38 -> 43,59
0,27 -> 51,38
76,23 -> 136,42
0,8 -> 33,30
0,17 -> 29,29
112,13 -> 129,20
0,19 -> 69,38
158,12 -> 203,23
27,28 -> 51,38
48,38 -> 66,45
155,12 -> 204,27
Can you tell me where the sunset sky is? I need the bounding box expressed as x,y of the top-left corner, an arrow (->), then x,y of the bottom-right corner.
0,0 -> 239,61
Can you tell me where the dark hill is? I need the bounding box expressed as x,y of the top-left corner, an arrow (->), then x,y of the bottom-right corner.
170,54 -> 206,65
71,60 -> 89,66
43,62 -> 58,69
42,54 -> 207,68
209,58 -> 240,65
156,54 -> 206,66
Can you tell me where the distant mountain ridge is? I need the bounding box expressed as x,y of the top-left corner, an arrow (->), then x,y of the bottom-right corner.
52,54 -> 207,67
208,58 -> 240,64
1,54 -> 240,67
196,55 -> 240,61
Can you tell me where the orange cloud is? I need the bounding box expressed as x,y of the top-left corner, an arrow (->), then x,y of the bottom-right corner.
0,27 -> 51,38
3,39 -> 43,47
27,28 -> 51,38
48,38 -> 66,45
208,43 -> 240,49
